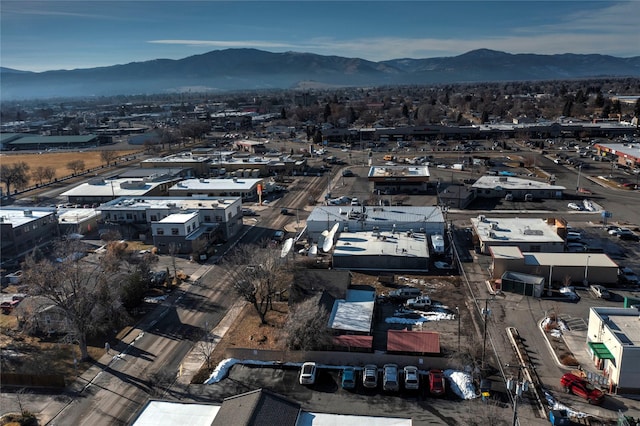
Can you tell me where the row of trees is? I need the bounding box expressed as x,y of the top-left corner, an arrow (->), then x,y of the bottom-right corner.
0,150 -> 120,195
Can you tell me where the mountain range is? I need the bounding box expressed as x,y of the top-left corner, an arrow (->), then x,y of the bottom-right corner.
2,48 -> 639,100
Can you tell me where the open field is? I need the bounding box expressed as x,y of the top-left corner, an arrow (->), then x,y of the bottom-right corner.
1,150 -> 141,187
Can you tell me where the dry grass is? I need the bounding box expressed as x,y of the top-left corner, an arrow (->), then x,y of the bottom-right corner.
192,302 -> 289,384
1,150 -> 140,186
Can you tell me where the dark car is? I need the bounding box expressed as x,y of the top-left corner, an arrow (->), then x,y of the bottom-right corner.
618,232 -> 640,241
560,373 -> 604,405
342,169 -> 354,177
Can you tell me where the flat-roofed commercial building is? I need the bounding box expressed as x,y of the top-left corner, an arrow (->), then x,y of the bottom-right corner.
587,307 -> 640,393
0,208 -> 58,261
368,165 -> 430,194
141,152 -> 212,177
490,246 -> 619,285
593,142 -> 640,170
472,175 -> 565,200
99,196 -> 242,243
168,178 -> 263,201
332,229 -> 430,271
61,177 -> 176,204
471,216 -> 566,255
306,206 -> 444,243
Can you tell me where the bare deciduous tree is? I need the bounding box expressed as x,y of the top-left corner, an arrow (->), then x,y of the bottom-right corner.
0,161 -> 30,195
225,244 -> 289,324
100,150 -> 117,166
66,160 -> 85,175
31,166 -> 55,186
283,295 -> 331,350
21,239 -> 129,360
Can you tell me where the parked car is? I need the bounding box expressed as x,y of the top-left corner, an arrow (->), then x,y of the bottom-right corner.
429,369 -> 446,396
272,230 -> 285,243
363,364 -> 378,389
341,367 -> 356,390
566,232 -> 582,242
618,267 -> 639,285
383,364 -> 399,392
618,232 -> 640,241
560,373 -> 604,405
241,208 -> 257,216
388,287 -> 421,301
280,208 -> 290,215
341,169 -> 354,177
403,366 -> 420,390
405,295 -> 432,310
589,285 -> 611,300
299,362 -> 317,385
559,286 -> 580,302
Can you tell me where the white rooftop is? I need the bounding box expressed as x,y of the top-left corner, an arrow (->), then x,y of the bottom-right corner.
308,206 -> 443,224
471,217 -> 564,243
490,246 -> 618,268
132,401 -> 220,426
141,152 -> 211,164
158,212 -> 198,224
328,289 -> 376,334
57,208 -> 99,223
0,208 -> 54,227
100,196 -> 239,211
472,175 -> 566,191
595,142 -> 640,159
170,178 -> 262,191
297,412 -> 412,426
61,178 -> 166,198
368,165 -> 430,178
333,231 -> 429,258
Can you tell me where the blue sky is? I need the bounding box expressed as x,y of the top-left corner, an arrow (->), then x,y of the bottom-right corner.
1,1 -> 639,72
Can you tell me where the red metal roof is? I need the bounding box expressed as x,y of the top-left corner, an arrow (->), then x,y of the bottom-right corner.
332,335 -> 373,349
387,329 -> 440,354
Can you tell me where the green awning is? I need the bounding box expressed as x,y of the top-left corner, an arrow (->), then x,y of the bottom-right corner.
588,342 -> 615,360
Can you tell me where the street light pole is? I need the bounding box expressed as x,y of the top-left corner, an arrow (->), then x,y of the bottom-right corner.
583,255 -> 591,286
576,164 -> 582,193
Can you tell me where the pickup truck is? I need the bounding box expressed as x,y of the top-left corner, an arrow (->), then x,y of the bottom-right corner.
406,295 -> 432,309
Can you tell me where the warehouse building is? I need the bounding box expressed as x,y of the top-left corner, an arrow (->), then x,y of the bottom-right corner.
472,175 -> 565,200
490,246 -> 619,285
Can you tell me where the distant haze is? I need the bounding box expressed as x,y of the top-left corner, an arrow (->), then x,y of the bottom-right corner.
1,48 -> 639,100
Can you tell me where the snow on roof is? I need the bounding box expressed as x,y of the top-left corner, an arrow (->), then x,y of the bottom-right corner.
368,165 -> 430,178
328,289 -> 375,334
132,400 -> 220,426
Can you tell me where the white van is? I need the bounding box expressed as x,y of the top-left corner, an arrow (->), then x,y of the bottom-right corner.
389,287 -> 421,300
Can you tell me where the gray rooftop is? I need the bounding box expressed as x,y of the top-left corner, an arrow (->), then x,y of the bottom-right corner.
308,206 -> 443,224
472,175 -> 566,191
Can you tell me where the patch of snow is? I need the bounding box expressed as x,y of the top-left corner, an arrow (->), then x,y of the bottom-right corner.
542,317 -> 553,329
550,329 -> 562,338
544,389 -> 589,419
558,319 -> 570,332
385,309 -> 455,325
444,369 -> 478,399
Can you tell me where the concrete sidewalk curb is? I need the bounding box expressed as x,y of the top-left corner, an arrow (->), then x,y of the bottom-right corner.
176,299 -> 247,385
537,318 -> 575,371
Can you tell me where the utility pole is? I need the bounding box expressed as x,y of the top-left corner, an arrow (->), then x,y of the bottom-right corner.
479,296 -> 495,370
505,363 -> 529,426
456,306 -> 461,352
